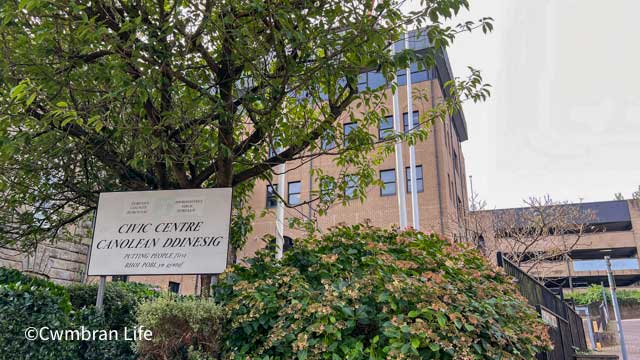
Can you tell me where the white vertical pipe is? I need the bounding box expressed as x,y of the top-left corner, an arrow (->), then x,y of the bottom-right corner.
391,41 -> 408,229
405,31 -> 420,230
606,256 -> 628,360
275,163 -> 286,259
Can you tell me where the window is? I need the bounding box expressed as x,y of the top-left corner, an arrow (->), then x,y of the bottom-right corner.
266,184 -> 278,208
405,165 -> 424,193
321,129 -> 336,150
573,258 -> 640,272
453,150 -> 458,174
343,122 -> 357,146
403,111 -> 420,133
168,281 -> 180,294
379,116 -> 394,139
357,73 -> 368,93
345,175 -> 359,198
320,178 -> 336,202
397,63 -> 433,86
288,181 -> 301,205
283,236 -> 294,252
367,71 -> 386,90
112,275 -> 128,282
380,169 -> 396,196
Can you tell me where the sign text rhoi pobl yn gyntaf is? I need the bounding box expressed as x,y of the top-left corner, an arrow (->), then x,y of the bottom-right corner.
87,188 -> 232,276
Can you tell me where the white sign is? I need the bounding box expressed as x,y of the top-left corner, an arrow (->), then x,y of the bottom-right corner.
87,188 -> 232,276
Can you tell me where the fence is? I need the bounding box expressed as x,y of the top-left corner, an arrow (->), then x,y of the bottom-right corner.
497,253 -> 588,360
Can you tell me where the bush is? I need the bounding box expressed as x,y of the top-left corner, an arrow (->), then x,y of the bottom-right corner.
0,266 -> 63,289
0,278 -> 77,359
68,281 -> 158,360
566,285 -> 640,306
215,225 -> 551,359
0,268 -> 158,360
68,281 -> 158,329
136,294 -> 226,360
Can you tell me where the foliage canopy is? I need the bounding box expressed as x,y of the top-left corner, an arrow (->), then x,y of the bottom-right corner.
0,0 -> 491,253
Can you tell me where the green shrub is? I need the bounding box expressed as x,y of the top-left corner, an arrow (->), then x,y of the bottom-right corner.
0,268 -> 158,360
215,225 -> 551,359
566,285 -> 640,306
0,266 -> 64,290
68,281 -> 158,360
0,281 -> 77,359
136,294 -> 226,360
68,281 -> 158,329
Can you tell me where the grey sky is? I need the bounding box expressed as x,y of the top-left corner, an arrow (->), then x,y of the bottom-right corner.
408,0 -> 640,208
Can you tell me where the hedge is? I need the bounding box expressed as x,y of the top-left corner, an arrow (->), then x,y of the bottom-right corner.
215,225 -> 551,359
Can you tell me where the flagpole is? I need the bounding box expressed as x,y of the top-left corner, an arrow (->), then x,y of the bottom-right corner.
405,31 -> 420,230
275,163 -> 285,259
391,40 -> 408,230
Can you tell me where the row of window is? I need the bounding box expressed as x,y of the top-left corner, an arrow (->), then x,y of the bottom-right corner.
380,166 -> 424,196
356,64 -> 434,93
265,166 -> 424,208
321,111 -> 421,151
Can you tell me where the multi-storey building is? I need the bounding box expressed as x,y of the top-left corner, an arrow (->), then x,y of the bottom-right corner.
474,199 -> 640,291
239,42 -> 470,260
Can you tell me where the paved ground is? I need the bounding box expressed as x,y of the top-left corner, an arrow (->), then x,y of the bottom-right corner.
599,319 -> 640,358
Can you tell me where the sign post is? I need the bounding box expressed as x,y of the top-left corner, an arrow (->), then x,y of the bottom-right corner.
95,276 -> 106,312
87,189 -> 233,304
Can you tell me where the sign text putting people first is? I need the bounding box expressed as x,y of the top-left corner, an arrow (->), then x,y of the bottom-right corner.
87,188 -> 232,276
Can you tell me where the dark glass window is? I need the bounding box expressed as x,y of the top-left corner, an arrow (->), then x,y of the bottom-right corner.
343,122 -> 357,146
403,111 -> 420,133
168,281 -> 180,294
345,175 -> 359,198
379,116 -> 394,139
112,275 -> 128,282
380,169 -> 396,196
320,179 -> 336,202
321,129 -> 336,150
288,181 -> 301,205
357,73 -> 368,93
406,165 -> 424,193
283,236 -> 294,252
367,71 -> 386,90
397,63 -> 433,86
266,184 -> 278,208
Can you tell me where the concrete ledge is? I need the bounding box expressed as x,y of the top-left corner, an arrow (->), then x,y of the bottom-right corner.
574,354 -> 619,360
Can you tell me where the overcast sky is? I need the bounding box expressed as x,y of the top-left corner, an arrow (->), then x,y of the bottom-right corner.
407,0 -> 640,208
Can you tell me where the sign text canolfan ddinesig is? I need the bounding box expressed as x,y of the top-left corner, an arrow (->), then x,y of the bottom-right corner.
87,188 -> 232,276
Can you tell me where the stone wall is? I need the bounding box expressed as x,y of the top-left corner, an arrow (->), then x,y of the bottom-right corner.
0,241 -> 89,285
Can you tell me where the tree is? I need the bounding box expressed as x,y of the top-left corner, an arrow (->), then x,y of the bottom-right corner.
466,196 -> 598,285
614,185 -> 639,205
0,0 -> 491,293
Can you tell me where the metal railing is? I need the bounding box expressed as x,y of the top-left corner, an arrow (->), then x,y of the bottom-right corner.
497,252 -> 588,359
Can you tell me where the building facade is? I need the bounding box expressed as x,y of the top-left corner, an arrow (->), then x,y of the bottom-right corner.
473,199 -> 640,291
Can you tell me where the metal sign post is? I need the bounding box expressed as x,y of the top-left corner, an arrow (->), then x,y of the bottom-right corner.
605,256 -> 628,360
95,275 -> 106,312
